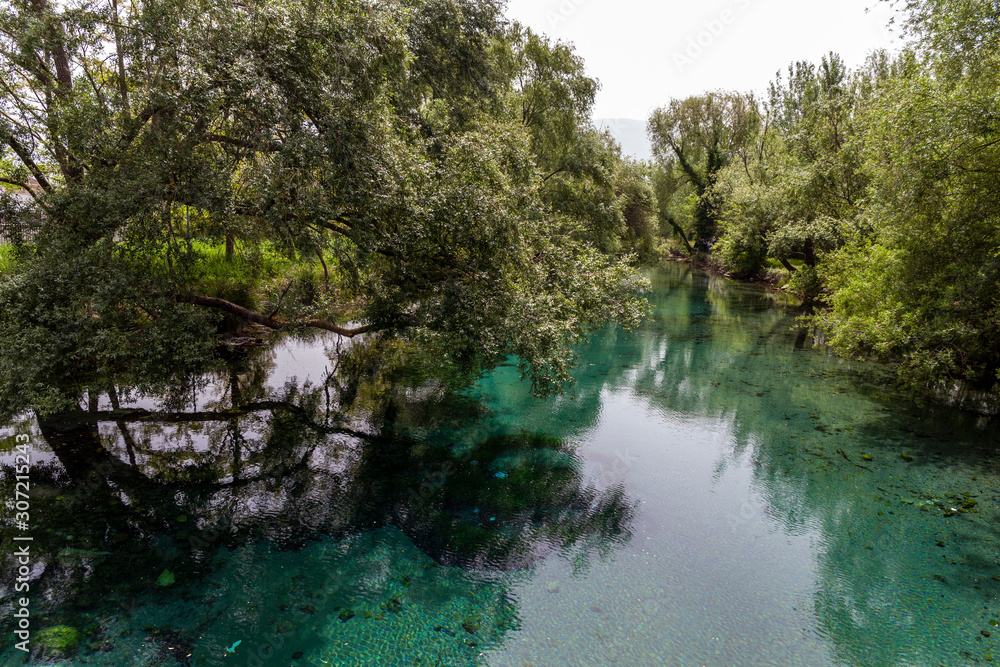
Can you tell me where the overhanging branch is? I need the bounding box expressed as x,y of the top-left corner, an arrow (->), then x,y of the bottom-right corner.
0,176 -> 49,209
0,123 -> 52,192
177,292 -> 375,337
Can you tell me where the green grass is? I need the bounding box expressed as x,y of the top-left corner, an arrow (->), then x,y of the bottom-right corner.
171,240 -> 358,325
187,241 -> 291,284
172,240 -> 294,313
2,237 -> 352,332
764,257 -> 805,284
0,244 -> 16,276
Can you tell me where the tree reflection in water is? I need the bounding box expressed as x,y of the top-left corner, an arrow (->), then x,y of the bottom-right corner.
2,264 -> 996,666
561,265 -> 1000,667
0,332 -> 636,665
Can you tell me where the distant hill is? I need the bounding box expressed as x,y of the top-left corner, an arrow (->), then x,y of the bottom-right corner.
596,118 -> 653,162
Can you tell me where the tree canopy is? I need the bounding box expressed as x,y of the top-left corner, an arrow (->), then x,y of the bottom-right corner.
0,0 -> 650,420
648,91 -> 757,245
648,0 -> 1000,408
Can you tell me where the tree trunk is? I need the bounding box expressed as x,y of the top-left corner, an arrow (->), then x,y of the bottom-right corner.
108,385 -> 138,467
665,216 -> 695,255
111,0 -> 129,113
229,368 -> 243,480
778,257 -> 797,273
36,410 -> 141,488
316,248 -> 330,290
804,239 -> 817,267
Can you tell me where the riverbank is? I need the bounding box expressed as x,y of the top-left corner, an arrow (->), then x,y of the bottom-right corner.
658,250 -> 1000,418
660,249 -> 808,301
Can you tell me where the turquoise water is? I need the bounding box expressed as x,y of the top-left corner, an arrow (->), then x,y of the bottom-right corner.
1,263 -> 998,666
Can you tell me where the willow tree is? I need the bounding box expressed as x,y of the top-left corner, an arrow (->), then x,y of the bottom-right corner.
0,0 -> 646,419
817,0 -> 1000,400
647,91 -> 757,248
709,53 -> 882,290
506,28 -> 653,257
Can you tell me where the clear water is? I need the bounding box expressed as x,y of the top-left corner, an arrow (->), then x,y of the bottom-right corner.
1,264 -> 998,666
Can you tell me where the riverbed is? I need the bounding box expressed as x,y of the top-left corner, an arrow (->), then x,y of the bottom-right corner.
1,263 -> 997,666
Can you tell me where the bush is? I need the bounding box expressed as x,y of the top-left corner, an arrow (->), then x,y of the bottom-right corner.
0,245 -> 15,276
788,264 -> 824,299
715,224 -> 768,277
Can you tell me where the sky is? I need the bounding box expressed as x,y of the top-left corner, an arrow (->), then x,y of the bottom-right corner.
505,0 -> 904,121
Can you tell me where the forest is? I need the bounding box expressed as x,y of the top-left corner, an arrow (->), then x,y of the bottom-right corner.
648,1 -> 1000,409
0,0 -> 997,417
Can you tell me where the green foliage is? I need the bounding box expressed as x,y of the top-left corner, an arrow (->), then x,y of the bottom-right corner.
506,29 -> 657,258
649,158 -> 695,253
708,52 -> 879,287
510,27 -> 598,175
538,128 -> 626,254
787,263 -> 823,299
648,91 -> 758,244
0,244 -> 15,276
817,46 -> 1000,396
0,235 -> 218,418
179,241 -> 296,317
0,0 -> 649,420
616,162 -> 659,259
714,218 -> 769,277
893,0 -> 1000,82
647,3 -> 1000,402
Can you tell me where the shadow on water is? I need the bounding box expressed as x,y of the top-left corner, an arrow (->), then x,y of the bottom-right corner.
1,263 -> 997,666
0,332 -> 636,665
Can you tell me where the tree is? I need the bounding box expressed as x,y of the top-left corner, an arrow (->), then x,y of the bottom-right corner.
508,26 -> 598,180
649,156 -> 695,254
615,160 -> 659,259
889,0 -> 1000,82
815,1 -> 1000,402
710,53 -> 883,294
508,28 -> 641,256
0,0 -> 647,420
647,91 -> 757,247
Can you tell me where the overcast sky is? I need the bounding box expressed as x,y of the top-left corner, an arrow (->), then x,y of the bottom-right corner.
505,0 -> 904,120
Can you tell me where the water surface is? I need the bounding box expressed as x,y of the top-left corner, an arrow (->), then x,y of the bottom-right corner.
1,264 -> 998,666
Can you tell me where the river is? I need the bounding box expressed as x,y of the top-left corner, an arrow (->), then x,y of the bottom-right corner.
0,263 -> 997,666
